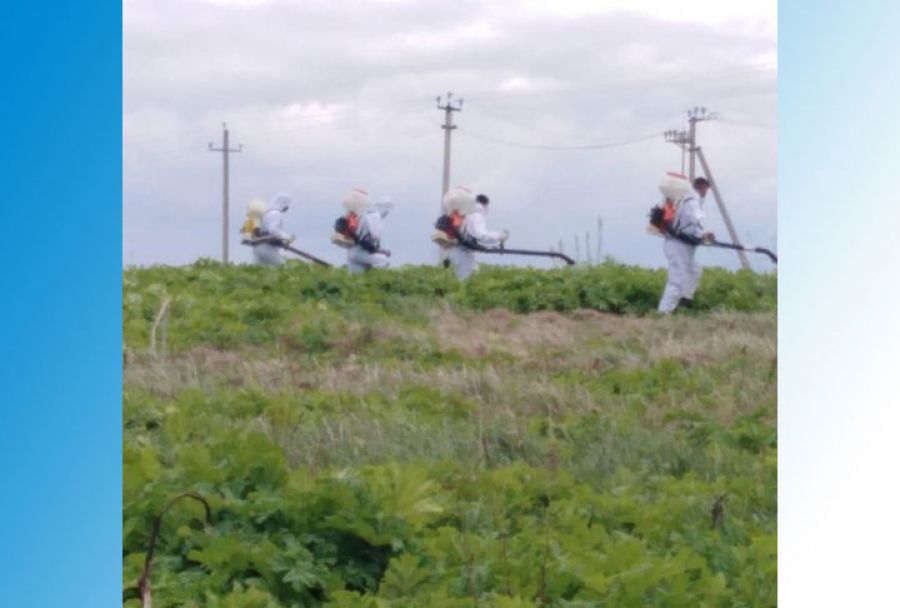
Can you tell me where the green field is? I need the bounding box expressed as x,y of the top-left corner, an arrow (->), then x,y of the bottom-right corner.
123,261 -> 776,607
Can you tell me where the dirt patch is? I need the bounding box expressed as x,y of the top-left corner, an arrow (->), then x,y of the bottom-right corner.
429,308 -> 776,372
431,308 -> 665,358
184,346 -> 246,367
432,309 -> 585,358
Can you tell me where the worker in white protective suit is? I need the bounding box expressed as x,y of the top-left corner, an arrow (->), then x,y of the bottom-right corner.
252,192 -> 294,266
658,177 -> 714,313
348,196 -> 393,274
446,190 -> 509,280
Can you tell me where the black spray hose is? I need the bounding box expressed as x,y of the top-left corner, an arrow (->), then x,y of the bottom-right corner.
670,231 -> 778,265
242,237 -> 332,266
465,242 -> 576,266
279,243 -> 332,267
707,240 -> 778,264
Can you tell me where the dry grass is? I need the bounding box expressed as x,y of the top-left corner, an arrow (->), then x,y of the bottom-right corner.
126,308 -> 773,374
432,308 -> 774,366
124,307 -> 776,482
125,309 -> 775,431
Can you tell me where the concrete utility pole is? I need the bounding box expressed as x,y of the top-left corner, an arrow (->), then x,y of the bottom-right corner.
436,92 -> 463,205
686,107 -> 714,181
585,231 -> 592,265
209,122 -> 242,264
695,147 -> 750,269
688,110 -> 698,180
664,128 -> 691,166
664,108 -> 751,270
665,107 -> 714,181
597,217 -> 604,260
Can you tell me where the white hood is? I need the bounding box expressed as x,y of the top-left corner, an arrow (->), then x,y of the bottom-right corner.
373,195 -> 394,218
270,192 -> 291,213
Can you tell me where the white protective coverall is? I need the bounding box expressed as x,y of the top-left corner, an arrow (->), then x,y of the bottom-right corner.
252,193 -> 293,266
447,202 -> 505,280
348,198 -> 393,273
658,190 -> 706,313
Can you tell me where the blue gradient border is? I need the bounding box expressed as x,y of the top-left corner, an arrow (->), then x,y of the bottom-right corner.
0,3 -> 121,606
780,1 -> 900,606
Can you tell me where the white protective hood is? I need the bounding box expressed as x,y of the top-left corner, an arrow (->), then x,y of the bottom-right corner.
373,195 -> 394,218
270,192 -> 291,213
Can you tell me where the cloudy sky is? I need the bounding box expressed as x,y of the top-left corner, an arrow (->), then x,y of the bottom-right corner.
124,0 -> 776,270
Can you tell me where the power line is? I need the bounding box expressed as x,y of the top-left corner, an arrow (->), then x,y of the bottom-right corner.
717,118 -> 777,131
457,129 -> 661,151
464,62 -> 776,103
462,103 -> 565,139
461,101 -> 683,149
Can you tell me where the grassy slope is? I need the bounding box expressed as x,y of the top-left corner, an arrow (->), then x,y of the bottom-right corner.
123,263 -> 776,607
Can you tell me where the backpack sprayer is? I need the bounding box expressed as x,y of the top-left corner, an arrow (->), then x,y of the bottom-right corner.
330,188 -> 393,257
432,188 -> 576,266
331,214 -> 392,257
648,173 -> 777,265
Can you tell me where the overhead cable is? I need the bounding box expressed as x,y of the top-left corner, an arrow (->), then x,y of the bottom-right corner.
456,129 -> 662,150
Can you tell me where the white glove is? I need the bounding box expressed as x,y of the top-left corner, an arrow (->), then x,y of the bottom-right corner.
284,234 -> 296,245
